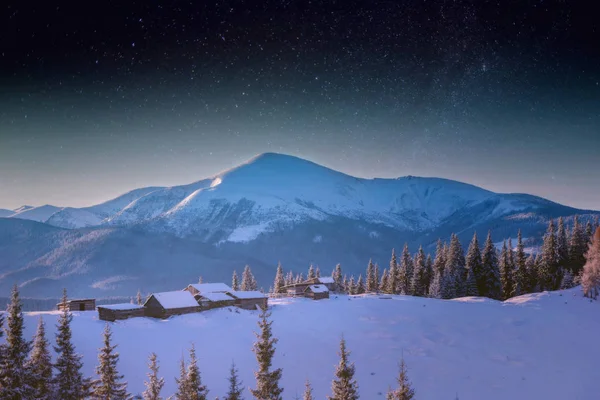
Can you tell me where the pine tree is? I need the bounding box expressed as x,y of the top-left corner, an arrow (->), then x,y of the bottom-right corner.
26,316 -> 53,400
424,255 -> 433,291
356,275 -> 365,295
398,244 -> 413,295
507,238 -> 515,273
481,232 -> 502,299
91,324 -> 129,399
525,253 -> 538,293
374,264 -> 380,293
582,228 -> 600,299
366,260 -> 376,293
410,246 -> 427,297
307,265 -> 316,280
440,269 -> 456,299
273,262 -> 286,295
569,216 -> 587,275
539,219 -> 561,290
53,289 -> 90,400
232,271 -> 240,291
465,232 -> 483,295
428,270 -> 442,299
241,266 -> 257,291
185,344 -> 209,400
328,337 -> 359,400
174,356 -> 189,400
380,269 -> 389,294
465,267 -> 478,296
556,217 -> 569,269
224,362 -> 243,400
332,264 -> 343,292
342,275 -> 349,294
348,276 -> 356,295
142,353 -> 164,400
303,379 -> 313,400
386,357 -> 415,400
387,249 -> 399,294
433,239 -> 446,278
250,308 -> 283,400
0,285 -> 33,399
285,271 -> 294,287
316,267 -> 321,278
445,234 -> 466,298
137,289 -> 144,305
499,241 -> 513,300
513,230 -> 528,297
586,220 -> 594,241
560,270 -> 574,290
198,276 -> 204,284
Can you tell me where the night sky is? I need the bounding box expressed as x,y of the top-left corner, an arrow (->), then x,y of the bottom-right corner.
1,0 -> 599,210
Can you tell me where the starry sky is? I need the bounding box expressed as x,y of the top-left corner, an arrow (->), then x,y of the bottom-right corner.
1,0 -> 599,210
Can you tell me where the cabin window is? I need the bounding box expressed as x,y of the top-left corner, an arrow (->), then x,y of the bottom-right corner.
79,303 -> 86,311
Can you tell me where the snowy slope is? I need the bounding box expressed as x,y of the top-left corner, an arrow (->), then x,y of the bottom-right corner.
45,207 -> 104,229
12,287 -> 599,400
8,204 -> 63,223
0,208 -> 14,217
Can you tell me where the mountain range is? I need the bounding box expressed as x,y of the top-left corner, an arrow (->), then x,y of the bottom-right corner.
1,152 -> 598,298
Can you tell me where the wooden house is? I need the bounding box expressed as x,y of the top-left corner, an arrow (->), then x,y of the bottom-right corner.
283,276 -> 337,296
184,282 -> 232,296
97,303 -> 145,322
196,292 -> 236,310
304,284 -> 330,300
57,298 -> 96,311
226,290 -> 268,310
143,291 -> 201,319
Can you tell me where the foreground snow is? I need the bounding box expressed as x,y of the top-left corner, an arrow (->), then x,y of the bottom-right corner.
14,287 -> 599,400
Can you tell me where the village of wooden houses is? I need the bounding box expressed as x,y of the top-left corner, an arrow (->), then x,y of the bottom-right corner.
57,276 -> 337,322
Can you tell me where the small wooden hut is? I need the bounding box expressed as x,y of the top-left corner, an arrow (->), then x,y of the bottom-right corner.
57,298 -> 96,312
143,291 -> 201,319
97,303 -> 145,322
226,291 -> 268,310
304,284 -> 330,300
185,282 -> 233,296
196,292 -> 236,310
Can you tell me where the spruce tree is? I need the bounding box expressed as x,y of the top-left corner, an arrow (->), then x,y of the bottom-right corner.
499,241 -> 514,300
560,270 -> 574,290
142,352 -> 164,400
481,232 -> 502,299
53,289 -> 90,400
582,228 -> 600,299
366,260 -> 376,293
333,264 -> 343,291
398,244 -> 413,295
428,270 -> 442,299
410,246 -> 427,297
374,264 -> 380,293
342,275 -> 349,294
557,217 -> 569,269
0,285 -> 33,399
174,356 -> 189,399
328,337 -> 359,400
185,344 -> 209,400
539,219 -> 561,290
465,267 -> 478,296
303,379 -> 313,400
525,253 -> 538,293
316,267 -> 321,278
445,234 -> 466,297
241,266 -> 257,291
232,271 -> 240,291
386,358 -> 415,400
356,275 -> 366,295
224,362 -> 243,400
513,230 -> 528,297
380,270 -> 389,294
26,316 -> 54,400
284,271 -> 294,287
440,269 -> 456,299
137,289 -> 144,305
433,240 -> 446,278
91,324 -> 129,400
585,220 -> 593,241
387,249 -> 399,294
198,276 -> 204,284
348,276 -> 356,295
465,232 -> 483,295
250,308 -> 283,400
569,216 -> 587,275
273,263 -> 286,295
307,265 -> 316,280
424,254 -> 433,291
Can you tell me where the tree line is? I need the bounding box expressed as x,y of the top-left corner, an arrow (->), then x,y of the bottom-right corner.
0,286 -> 423,400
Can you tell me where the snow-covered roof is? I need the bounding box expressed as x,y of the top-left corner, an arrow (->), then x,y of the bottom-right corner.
317,277 -> 335,284
306,285 -> 329,293
150,291 -> 199,309
227,290 -> 267,299
188,282 -> 232,293
98,303 -> 144,311
200,292 -> 235,302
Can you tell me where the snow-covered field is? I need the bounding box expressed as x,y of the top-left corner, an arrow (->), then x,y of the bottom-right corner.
15,287 -> 599,400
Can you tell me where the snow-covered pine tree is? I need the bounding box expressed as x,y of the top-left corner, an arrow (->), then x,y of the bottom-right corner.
539,219 -> 561,290
525,253 -> 538,293
241,266 -> 257,291
356,275 -> 366,295
327,337 -> 359,400
295,273 -> 304,284
560,270 -> 574,290
428,270 -> 442,299
333,264 -> 343,290
142,352 -> 164,400
25,316 -> 53,400
198,276 -> 204,284
224,362 -> 243,400
513,230 -> 528,297
250,308 -> 283,400
387,249 -> 399,294
232,271 -> 240,291
465,232 -> 483,295
465,267 -> 478,296
307,265 -> 316,280
0,285 -> 33,399
185,344 -> 209,400
380,270 -> 389,294
91,324 -> 129,399
585,220 -> 593,241
411,246 -> 427,297
374,264 -> 380,293
273,262 -> 286,295
366,260 -> 376,293
303,379 -> 313,400
386,357 -> 415,400
316,267 -> 321,278
285,271 -> 294,287
54,289 -> 90,400
348,276 -> 356,295
174,356 -> 189,399
445,234 -> 466,298
499,241 -> 514,300
398,244 -> 413,295
569,216 -> 587,275
440,269 -> 456,299
507,238 -> 515,273
582,227 -> 600,299
557,217 -> 569,270
342,275 -> 349,294
433,239 -> 446,278
424,255 -> 433,292
137,289 -> 144,305
481,232 -> 502,299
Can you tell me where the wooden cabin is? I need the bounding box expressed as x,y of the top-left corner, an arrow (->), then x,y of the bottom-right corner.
97,303 -> 145,322
57,298 -> 96,311
185,282 -> 233,296
284,276 -> 337,296
226,290 -> 268,310
143,291 -> 201,319
304,284 -> 330,300
284,282 -> 312,296
196,292 -> 236,310
305,277 -> 337,292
